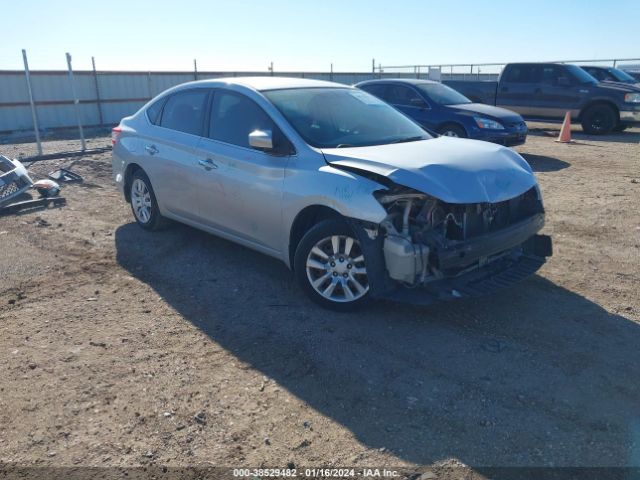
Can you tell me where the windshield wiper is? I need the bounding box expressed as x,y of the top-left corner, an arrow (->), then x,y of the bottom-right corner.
336,144 -> 355,148
388,136 -> 427,144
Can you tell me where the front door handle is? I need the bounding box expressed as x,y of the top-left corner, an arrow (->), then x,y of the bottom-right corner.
145,144 -> 159,155
198,158 -> 218,170
500,86 -> 509,93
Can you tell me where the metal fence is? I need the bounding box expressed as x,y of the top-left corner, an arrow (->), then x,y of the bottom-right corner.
3,53 -> 639,157
376,57 -> 640,78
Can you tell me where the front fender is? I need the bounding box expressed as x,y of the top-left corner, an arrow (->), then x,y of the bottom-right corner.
281,164 -> 388,261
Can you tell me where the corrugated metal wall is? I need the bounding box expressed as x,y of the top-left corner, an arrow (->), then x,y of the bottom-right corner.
0,70 -> 498,134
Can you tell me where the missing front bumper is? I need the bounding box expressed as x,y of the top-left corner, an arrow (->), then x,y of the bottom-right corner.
379,244 -> 550,306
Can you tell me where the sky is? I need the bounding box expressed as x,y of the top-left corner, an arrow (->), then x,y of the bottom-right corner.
2,0 -> 639,73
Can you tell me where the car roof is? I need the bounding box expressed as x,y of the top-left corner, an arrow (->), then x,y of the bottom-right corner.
173,76 -> 344,92
356,78 -> 439,87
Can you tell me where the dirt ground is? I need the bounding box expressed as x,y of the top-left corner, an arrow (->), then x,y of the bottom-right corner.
1,125 -> 639,478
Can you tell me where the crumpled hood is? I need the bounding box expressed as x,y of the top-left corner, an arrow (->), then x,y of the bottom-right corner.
322,137 -> 537,204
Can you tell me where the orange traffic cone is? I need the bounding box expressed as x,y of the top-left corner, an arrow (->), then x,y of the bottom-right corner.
556,111 -> 573,143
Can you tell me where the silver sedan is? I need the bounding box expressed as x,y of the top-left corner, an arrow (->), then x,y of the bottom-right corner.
112,77 -> 551,310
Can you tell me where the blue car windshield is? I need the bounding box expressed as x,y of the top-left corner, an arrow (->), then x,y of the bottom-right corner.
264,88 -> 431,148
415,83 -> 472,105
566,65 -> 598,85
610,68 -> 637,83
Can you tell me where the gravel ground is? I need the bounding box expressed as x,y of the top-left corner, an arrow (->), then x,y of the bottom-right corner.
0,126 -> 639,478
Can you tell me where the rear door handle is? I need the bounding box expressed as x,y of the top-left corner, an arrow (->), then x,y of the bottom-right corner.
500,86 -> 509,92
198,158 -> 218,170
145,144 -> 159,155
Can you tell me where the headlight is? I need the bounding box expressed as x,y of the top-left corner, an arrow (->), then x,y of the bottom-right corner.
624,93 -> 640,103
473,116 -> 505,129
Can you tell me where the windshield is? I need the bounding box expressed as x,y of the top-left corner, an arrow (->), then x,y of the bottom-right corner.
415,83 -> 471,105
610,68 -> 637,83
263,88 -> 431,148
566,65 -> 598,85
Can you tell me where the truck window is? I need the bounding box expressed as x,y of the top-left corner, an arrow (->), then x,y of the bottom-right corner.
503,65 -> 540,83
541,65 -> 570,86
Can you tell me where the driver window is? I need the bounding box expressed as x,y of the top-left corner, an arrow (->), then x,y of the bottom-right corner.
209,91 -> 278,149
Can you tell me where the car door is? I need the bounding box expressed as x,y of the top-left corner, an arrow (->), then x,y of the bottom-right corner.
496,64 -> 540,116
533,65 -> 584,118
193,89 -> 290,252
145,88 -> 210,221
383,84 -> 434,129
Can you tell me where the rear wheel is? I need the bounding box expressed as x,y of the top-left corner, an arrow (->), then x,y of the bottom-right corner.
438,124 -> 467,138
580,104 -> 617,134
294,219 -> 370,311
129,169 -> 170,231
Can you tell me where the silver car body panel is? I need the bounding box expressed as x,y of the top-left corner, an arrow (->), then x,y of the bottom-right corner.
112,77 -> 543,272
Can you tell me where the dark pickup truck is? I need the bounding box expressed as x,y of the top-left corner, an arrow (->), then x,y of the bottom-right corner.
444,63 -> 640,134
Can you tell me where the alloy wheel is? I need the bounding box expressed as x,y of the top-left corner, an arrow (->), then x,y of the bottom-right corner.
131,178 -> 152,224
305,235 -> 369,303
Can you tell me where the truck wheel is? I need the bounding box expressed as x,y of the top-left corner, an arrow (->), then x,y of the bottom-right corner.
438,124 -> 467,138
294,218 -> 370,311
580,105 -> 617,134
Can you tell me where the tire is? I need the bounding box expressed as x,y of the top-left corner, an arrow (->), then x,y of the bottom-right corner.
613,124 -> 628,132
294,218 -> 370,311
580,104 -> 617,135
438,124 -> 467,138
129,169 -> 170,231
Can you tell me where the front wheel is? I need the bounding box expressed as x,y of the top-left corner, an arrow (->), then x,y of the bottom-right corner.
438,124 -> 467,138
580,104 -> 617,134
294,219 -> 370,311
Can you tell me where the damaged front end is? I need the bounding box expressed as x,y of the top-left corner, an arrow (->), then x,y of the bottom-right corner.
360,184 -> 552,304
0,155 -> 33,206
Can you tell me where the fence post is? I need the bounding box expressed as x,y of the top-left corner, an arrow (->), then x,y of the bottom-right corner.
91,57 -> 104,126
66,52 -> 86,151
269,62 -> 274,76
372,58 -> 375,75
613,59 -> 617,67
21,49 -> 42,156
330,63 -> 333,81
147,72 -> 153,99
194,59 -> 198,80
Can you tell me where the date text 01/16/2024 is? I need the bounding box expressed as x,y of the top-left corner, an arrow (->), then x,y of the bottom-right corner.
232,468 -> 401,478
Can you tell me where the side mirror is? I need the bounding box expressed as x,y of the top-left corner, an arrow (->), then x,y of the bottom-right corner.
248,129 -> 273,150
410,97 -> 427,108
557,77 -> 571,87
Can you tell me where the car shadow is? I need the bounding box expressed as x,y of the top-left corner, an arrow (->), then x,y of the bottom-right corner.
520,153 -> 570,172
115,222 -> 640,468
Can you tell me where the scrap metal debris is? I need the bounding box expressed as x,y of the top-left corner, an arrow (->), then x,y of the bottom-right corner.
48,168 -> 83,183
0,154 -> 67,216
0,154 -> 33,207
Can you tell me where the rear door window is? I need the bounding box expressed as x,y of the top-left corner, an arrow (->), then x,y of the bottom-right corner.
503,65 -> 540,83
159,89 -> 209,136
146,97 -> 166,125
385,85 -> 422,106
359,84 -> 388,100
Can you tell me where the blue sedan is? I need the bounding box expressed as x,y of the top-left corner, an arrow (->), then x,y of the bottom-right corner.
356,79 -> 528,146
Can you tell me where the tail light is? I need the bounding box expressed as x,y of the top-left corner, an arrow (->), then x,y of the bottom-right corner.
111,127 -> 122,145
